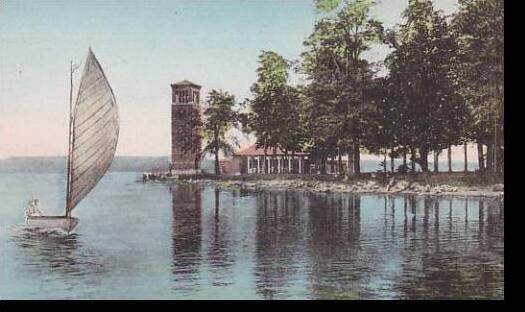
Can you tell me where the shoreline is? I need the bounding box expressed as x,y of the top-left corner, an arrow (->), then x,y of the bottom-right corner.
143,172 -> 504,199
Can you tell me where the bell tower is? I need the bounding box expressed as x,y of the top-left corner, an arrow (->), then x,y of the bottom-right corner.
171,80 -> 202,174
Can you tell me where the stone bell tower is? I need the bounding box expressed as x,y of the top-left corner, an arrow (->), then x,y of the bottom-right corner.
171,80 -> 202,174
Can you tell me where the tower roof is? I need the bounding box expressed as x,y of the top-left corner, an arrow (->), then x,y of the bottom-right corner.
171,80 -> 202,88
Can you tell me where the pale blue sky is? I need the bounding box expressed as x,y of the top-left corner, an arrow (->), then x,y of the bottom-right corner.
0,0 -> 459,158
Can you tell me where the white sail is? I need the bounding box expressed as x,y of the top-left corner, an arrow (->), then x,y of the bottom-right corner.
67,49 -> 119,213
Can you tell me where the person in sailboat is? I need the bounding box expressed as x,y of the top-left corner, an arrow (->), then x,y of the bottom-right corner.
25,198 -> 43,219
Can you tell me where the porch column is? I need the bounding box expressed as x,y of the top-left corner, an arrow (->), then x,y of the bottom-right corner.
278,156 -> 282,173
267,157 -> 271,174
288,157 -> 292,173
247,156 -> 251,174
256,157 -> 260,174
299,156 -> 303,174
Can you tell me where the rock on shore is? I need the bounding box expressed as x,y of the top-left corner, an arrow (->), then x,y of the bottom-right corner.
178,178 -> 503,198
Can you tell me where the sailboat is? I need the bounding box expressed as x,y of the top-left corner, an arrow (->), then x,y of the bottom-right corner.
26,48 -> 119,233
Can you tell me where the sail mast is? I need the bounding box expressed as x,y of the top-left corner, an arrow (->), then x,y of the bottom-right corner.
65,60 -> 74,216
66,49 -> 119,213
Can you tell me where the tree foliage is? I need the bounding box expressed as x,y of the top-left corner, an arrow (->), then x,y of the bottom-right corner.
202,90 -> 239,175
384,0 -> 468,172
452,0 -> 503,174
246,51 -> 304,172
301,0 -> 383,175
202,0 -> 503,179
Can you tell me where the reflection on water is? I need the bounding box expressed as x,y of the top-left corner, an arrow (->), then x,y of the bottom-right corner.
167,183 -> 503,299
206,188 -> 235,286
3,174 -> 503,299
170,183 -> 202,295
254,191 -> 309,299
7,228 -> 108,298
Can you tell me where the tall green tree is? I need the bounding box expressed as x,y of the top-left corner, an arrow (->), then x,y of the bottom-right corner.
301,0 -> 383,176
452,0 -> 503,176
247,51 -> 302,173
362,77 -> 404,172
385,0 -> 467,172
202,90 -> 239,176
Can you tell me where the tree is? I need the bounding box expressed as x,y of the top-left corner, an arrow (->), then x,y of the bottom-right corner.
385,0 -> 467,172
301,0 -> 383,176
202,90 -> 239,176
314,0 -> 342,13
362,77 -> 404,173
452,0 -> 503,177
299,82 -> 340,174
247,51 -> 301,173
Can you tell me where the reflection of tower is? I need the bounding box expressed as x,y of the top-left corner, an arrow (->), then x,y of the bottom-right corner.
171,184 -> 202,288
171,80 -> 202,173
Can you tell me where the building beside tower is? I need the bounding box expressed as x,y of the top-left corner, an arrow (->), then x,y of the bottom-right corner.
168,80 -> 326,176
170,80 -> 202,174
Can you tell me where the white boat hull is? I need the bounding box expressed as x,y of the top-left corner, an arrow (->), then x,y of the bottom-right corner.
26,216 -> 79,233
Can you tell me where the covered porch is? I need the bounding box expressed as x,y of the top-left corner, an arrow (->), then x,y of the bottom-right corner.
234,144 -> 309,175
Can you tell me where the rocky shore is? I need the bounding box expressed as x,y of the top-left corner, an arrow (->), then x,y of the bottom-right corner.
168,176 -> 504,198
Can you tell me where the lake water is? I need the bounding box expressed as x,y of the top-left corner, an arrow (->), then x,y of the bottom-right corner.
0,172 -> 503,299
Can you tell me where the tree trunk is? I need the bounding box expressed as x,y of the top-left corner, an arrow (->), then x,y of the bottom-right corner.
337,150 -> 342,176
283,150 -> 287,174
194,154 -> 200,171
419,147 -> 429,172
214,128 -> 220,176
497,141 -> 503,177
402,150 -> 407,169
486,143 -> 493,173
433,150 -> 439,172
463,144 -> 468,173
273,147 -> 277,174
499,123 -> 504,176
383,151 -> 387,173
347,147 -> 355,177
214,148 -> 220,176
410,148 -> 416,172
493,124 -> 498,176
477,143 -> 485,171
263,146 -> 268,174
320,156 -> 327,175
354,143 -> 361,175
290,151 -> 294,174
448,145 -> 452,172
331,155 -> 335,174
390,152 -> 395,173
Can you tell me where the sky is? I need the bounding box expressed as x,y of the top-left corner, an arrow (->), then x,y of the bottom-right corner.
0,0 -> 461,159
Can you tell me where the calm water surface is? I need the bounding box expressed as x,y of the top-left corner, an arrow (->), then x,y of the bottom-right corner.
0,172 -> 504,299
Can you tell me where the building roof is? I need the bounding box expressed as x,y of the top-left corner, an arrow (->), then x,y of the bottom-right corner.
235,144 -> 307,156
171,80 -> 202,88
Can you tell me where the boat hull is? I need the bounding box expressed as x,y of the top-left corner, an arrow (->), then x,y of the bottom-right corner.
26,216 -> 79,233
